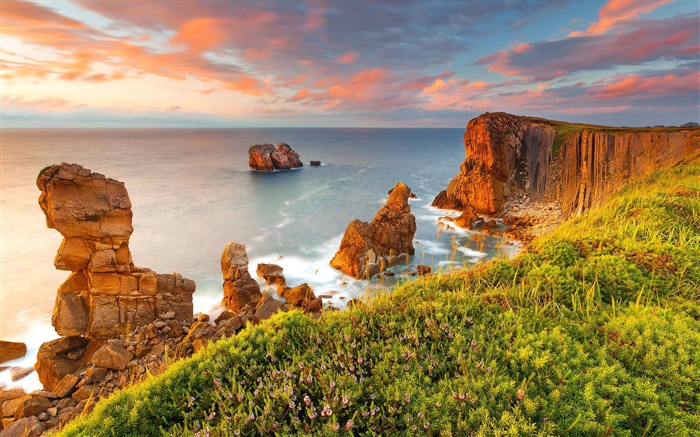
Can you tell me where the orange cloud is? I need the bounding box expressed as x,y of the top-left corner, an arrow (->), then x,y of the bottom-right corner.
170,18 -> 228,53
569,0 -> 671,36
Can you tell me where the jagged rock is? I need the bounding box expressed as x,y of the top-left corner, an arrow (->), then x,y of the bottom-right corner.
330,182 -> 417,279
0,342 -> 26,364
0,416 -> 44,437
89,342 -> 133,371
35,336 -> 87,390
221,242 -> 262,312
36,163 -> 194,339
249,143 -> 304,171
279,283 -> 316,307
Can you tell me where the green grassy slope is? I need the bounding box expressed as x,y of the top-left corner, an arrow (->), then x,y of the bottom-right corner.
60,160 -> 700,436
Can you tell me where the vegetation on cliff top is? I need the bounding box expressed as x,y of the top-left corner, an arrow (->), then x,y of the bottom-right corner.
60,160 -> 699,436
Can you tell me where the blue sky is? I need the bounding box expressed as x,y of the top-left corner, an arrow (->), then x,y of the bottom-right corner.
1,0 -> 698,127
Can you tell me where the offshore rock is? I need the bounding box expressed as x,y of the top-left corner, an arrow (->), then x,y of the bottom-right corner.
330,182 -> 417,279
36,163 -> 195,339
221,242 -> 262,312
248,143 -> 304,171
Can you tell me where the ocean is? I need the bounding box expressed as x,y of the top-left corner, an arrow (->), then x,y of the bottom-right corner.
0,128 -> 517,390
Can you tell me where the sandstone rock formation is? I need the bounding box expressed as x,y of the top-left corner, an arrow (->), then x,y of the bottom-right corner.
249,143 -> 304,171
36,163 -> 195,339
330,182 -> 417,279
433,112 -> 700,237
221,242 -> 261,312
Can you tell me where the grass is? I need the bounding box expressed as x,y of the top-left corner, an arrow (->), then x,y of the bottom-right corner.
59,160 -> 700,436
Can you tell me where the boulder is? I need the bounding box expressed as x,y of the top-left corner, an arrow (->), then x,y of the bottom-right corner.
0,341 -> 26,364
34,336 -> 88,390
89,342 -> 133,371
221,243 -> 261,312
0,416 -> 44,437
310,160 -> 321,166
330,182 -> 417,279
36,163 -> 194,339
14,395 -> 51,418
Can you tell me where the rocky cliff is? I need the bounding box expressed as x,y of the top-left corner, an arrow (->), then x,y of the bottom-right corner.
37,163 -> 195,339
433,112 -> 700,226
330,182 -> 416,279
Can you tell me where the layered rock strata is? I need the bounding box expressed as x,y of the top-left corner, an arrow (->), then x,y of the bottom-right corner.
37,163 -> 195,339
330,182 -> 417,279
433,112 -> 700,236
248,143 -> 304,171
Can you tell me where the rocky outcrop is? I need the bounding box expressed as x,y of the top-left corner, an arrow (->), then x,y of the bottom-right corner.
330,182 -> 417,279
433,112 -> 700,237
249,143 -> 304,171
221,243 -> 262,312
36,163 -> 195,339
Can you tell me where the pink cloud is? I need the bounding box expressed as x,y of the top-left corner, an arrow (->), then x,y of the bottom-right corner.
338,52 -> 359,64
478,14 -> 698,81
590,72 -> 700,99
570,0 -> 671,36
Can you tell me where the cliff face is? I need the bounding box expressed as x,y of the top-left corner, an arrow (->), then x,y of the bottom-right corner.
433,112 -> 700,220
559,130 -> 698,216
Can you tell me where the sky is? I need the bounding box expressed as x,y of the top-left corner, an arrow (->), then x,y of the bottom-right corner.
1,0 -> 698,128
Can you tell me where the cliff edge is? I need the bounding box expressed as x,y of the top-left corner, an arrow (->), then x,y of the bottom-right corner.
433,112 -> 700,237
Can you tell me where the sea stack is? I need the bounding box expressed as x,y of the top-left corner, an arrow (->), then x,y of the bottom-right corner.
330,182 -> 417,279
221,242 -> 262,312
36,163 -> 195,340
249,142 -> 304,171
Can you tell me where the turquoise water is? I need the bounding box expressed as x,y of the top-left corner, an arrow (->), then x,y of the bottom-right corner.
0,128 -> 517,389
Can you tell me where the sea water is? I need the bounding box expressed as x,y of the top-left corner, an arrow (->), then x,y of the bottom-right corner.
0,128 -> 517,390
